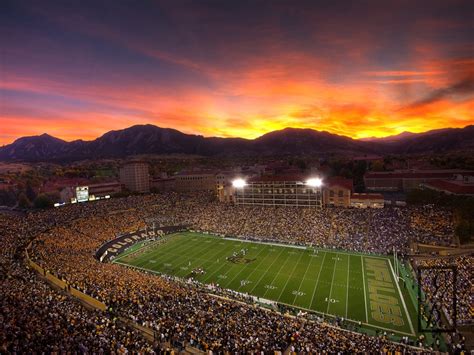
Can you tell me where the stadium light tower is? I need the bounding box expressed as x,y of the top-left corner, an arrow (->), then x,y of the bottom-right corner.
306,177 -> 323,187
232,178 -> 247,189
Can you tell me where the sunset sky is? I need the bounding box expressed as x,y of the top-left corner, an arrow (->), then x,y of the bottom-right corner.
1,0 -> 473,145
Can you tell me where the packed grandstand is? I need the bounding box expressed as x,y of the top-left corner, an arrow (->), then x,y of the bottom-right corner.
1,192 -> 472,353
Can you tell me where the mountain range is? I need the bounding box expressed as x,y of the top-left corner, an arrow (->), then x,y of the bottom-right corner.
1,124 -> 473,162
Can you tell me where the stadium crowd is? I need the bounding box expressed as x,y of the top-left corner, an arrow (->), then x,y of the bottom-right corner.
1,192 -> 468,353
0,213 -> 154,353
414,255 -> 473,353
415,255 -> 473,325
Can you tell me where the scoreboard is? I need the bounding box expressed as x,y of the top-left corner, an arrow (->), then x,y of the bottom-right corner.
76,186 -> 89,202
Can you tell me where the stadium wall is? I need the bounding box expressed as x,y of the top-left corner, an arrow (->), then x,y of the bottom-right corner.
25,243 -> 107,311
95,225 -> 189,262
25,240 -> 203,353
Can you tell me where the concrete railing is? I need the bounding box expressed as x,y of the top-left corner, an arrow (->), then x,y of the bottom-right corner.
26,245 -> 107,311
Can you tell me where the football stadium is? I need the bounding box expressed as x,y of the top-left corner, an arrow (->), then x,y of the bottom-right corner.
3,0 -> 474,352
114,232 -> 417,337
3,191 -> 472,353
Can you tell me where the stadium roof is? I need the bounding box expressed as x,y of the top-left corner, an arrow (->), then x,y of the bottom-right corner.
351,193 -> 384,200
249,174 -> 308,182
325,177 -> 353,191
365,170 -> 474,179
352,155 -> 383,161
176,170 -> 217,176
423,180 -> 474,195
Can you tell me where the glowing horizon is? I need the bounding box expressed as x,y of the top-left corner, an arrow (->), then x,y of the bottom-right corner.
1,1 -> 473,145
2,121 -> 473,146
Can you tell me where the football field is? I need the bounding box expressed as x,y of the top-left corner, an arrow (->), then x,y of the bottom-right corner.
114,231 -> 417,336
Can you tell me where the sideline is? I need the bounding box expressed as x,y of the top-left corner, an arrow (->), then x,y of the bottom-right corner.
388,259 -> 416,336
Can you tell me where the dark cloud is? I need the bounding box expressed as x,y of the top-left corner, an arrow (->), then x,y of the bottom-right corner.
1,0 -> 473,143
405,76 -> 474,109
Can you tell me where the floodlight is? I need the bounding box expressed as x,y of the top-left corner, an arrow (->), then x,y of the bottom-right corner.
232,178 -> 247,188
306,177 -> 322,187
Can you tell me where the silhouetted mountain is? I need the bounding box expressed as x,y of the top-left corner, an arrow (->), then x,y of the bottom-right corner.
388,125 -> 474,154
0,133 -> 69,161
251,128 -> 375,154
0,124 -> 473,162
360,131 -> 418,142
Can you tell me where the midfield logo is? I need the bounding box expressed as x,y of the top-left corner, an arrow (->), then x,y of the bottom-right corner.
417,265 -> 457,333
227,255 -> 256,264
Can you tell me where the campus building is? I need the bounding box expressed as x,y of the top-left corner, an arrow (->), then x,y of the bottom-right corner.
89,181 -> 122,197
350,193 -> 384,208
174,172 -> 216,192
322,177 -> 353,207
364,169 -> 474,192
420,174 -> 474,196
119,161 -> 150,193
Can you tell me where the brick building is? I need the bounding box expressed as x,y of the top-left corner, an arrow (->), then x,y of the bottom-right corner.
119,161 -> 150,193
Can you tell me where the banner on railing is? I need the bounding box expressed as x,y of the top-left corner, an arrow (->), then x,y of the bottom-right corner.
95,225 -> 188,262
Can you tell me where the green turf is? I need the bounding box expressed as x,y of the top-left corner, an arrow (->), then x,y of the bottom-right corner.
114,231 -> 417,336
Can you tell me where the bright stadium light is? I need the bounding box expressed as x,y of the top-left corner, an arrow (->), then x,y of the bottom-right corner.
232,178 -> 247,188
306,177 -> 323,187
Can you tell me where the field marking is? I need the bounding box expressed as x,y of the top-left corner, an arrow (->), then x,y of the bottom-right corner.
135,235 -> 234,274
117,259 -> 417,337
223,244 -> 271,285
132,235 -> 199,268
169,236 -> 241,272
117,232 -> 417,336
115,238 -> 178,265
388,258 -> 415,335
136,239 -> 203,270
182,238 -> 239,271
247,247 -> 287,294
113,236 -> 177,263
276,250 -> 306,302
197,241 -> 249,283
346,255 -> 350,318
225,245 -> 273,289
326,253 -> 339,314
260,250 -> 295,299
309,251 -> 327,309
291,250 -> 316,304
274,299 -> 417,337
199,239 -> 260,283
136,243 -> 229,270
361,255 -> 369,323
222,237 -> 307,249
180,236 -> 250,274
140,244 -> 324,281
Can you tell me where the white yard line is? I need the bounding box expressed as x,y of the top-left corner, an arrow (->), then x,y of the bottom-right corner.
138,235 -> 208,270
113,237 -> 173,263
224,245 -> 272,288
276,251 -> 306,302
309,252 -> 327,309
361,255 -> 369,323
291,250 -> 316,304
388,259 -> 415,335
115,259 -> 416,338
272,299 -> 416,337
248,248 -> 287,294
199,241 -> 247,283
326,253 -> 339,314
261,251 -> 295,299
222,237 -> 307,249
